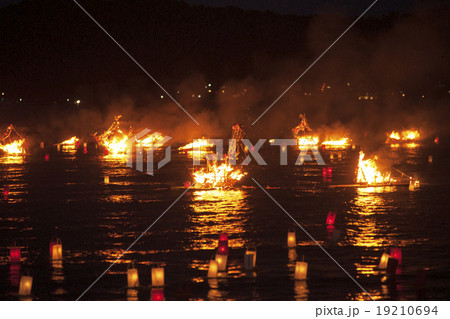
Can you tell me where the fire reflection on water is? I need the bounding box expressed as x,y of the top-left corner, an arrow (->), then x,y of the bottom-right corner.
186,189 -> 251,251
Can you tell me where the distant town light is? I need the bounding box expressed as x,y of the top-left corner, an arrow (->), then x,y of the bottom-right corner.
76,100 -> 81,104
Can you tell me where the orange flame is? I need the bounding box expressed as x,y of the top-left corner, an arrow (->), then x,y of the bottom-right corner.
357,151 -> 394,185
60,136 -> 79,145
0,139 -> 25,155
193,163 -> 246,188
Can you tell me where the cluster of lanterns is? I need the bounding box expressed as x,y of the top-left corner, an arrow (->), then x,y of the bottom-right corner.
9,238 -> 63,298
126,264 -> 165,301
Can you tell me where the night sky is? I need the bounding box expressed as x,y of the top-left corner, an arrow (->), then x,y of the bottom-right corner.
1,0 -> 449,15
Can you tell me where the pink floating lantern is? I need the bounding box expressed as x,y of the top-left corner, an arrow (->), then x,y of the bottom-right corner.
326,212 -> 336,225
3,185 -> 9,197
390,248 -> 402,265
10,247 -> 21,263
322,167 -> 327,178
44,153 -> 49,161
327,167 -> 332,177
151,289 -> 164,301
218,233 -> 228,255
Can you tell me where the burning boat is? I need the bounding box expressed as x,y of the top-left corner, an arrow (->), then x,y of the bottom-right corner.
179,138 -> 215,159
292,114 -> 319,149
192,160 -> 247,189
57,136 -> 80,152
357,151 -> 395,186
95,115 -> 129,156
0,125 -> 25,155
386,130 -> 420,148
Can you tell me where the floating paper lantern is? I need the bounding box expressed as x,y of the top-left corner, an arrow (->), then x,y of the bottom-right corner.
294,261 -> 308,280
127,267 -> 139,288
45,153 -> 49,161
151,267 -> 164,287
207,260 -> 218,278
322,167 -> 327,178
327,167 -> 332,176
3,185 -> 9,197
326,212 -> 336,225
244,246 -> 257,270
218,233 -> 229,255
390,248 -> 402,265
428,155 -> 432,163
19,276 -> 33,296
378,253 -> 390,269
10,247 -> 21,263
50,238 -> 62,260
104,176 -> 109,184
151,289 -> 164,301
287,228 -> 296,248
288,248 -> 297,262
215,253 -> 227,272
40,142 -> 44,149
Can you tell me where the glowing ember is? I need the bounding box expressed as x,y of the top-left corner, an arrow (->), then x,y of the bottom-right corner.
193,163 -> 246,188
60,136 -> 79,145
357,151 -> 394,185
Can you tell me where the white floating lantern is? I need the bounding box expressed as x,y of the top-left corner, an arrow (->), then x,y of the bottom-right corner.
151,267 -> 164,287
294,261 -> 308,280
127,267 -> 139,288
287,227 -> 296,248
378,252 -> 390,270
215,253 -> 227,272
244,246 -> 257,270
19,276 -> 33,296
207,260 -> 218,278
50,238 -> 62,260
104,176 -> 109,184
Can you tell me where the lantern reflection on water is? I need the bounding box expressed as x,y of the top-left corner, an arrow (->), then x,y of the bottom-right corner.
151,289 -> 164,301
151,267 -> 164,287
378,253 -> 390,270
390,248 -> 402,265
294,261 -> 308,280
287,228 -> 296,248
19,276 -> 33,296
104,176 -> 110,184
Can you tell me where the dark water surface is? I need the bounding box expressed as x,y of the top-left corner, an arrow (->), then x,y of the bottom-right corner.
0,144 -> 449,300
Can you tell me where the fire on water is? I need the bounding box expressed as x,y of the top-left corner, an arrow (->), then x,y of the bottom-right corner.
60,136 -> 79,145
0,139 -> 25,155
357,151 -> 394,185
193,163 -> 247,188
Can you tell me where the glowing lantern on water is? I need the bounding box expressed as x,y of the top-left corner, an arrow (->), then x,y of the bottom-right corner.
104,176 -> 109,184
215,253 -> 227,272
378,253 -> 390,270
10,247 -> 21,263
287,228 -> 296,248
218,233 -> 229,255
151,267 -> 164,287
207,260 -> 218,278
151,289 -> 164,301
19,276 -> 32,296
428,155 -> 433,163
50,238 -> 62,260
294,261 -> 308,280
45,153 -> 49,161
326,212 -> 336,225
390,248 -> 402,265
322,167 -> 327,178
327,167 -> 332,176
3,185 -> 9,197
40,142 -> 44,149
127,267 -> 139,288
244,246 -> 257,270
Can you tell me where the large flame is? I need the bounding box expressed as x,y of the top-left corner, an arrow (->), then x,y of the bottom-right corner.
193,163 -> 246,188
297,135 -> 319,148
357,151 -> 394,185
103,132 -> 128,155
0,139 -> 25,155
388,130 -> 420,141
136,132 -> 164,148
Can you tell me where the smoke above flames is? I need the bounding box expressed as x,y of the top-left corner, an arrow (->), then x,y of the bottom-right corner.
5,5 -> 448,149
